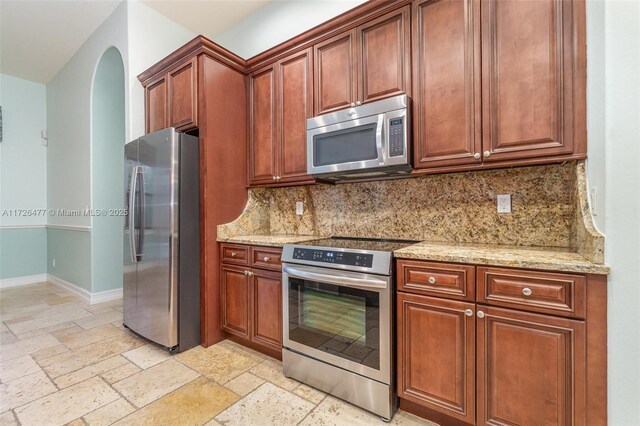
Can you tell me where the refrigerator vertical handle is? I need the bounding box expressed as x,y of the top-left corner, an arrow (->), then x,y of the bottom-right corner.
137,167 -> 145,259
128,166 -> 143,262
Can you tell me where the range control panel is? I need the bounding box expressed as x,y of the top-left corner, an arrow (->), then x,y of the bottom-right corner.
388,118 -> 405,157
292,248 -> 374,268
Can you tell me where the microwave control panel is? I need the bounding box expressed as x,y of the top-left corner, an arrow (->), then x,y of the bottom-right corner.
388,118 -> 405,157
291,248 -> 374,268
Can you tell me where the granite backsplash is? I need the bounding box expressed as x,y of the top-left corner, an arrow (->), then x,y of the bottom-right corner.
219,161 -> 604,263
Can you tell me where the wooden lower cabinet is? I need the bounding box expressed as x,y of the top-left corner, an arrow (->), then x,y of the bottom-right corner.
220,264 -> 250,338
476,306 -> 585,426
397,292 -> 476,424
251,269 -> 283,352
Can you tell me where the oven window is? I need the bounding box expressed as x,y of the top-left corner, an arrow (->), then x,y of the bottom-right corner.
313,123 -> 378,167
288,277 -> 380,370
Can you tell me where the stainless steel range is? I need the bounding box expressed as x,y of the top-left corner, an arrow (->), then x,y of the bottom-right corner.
281,237 -> 417,421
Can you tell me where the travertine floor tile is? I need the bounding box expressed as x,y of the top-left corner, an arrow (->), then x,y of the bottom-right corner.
0,371 -> 57,412
82,398 -> 135,426
0,411 -> 18,426
215,382 -> 314,426
15,321 -> 79,341
112,359 -> 198,408
15,376 -> 119,426
293,384 -> 326,404
65,419 -> 87,426
224,372 -> 265,396
122,344 -> 170,369
31,344 -> 69,361
176,343 -> 262,384
0,330 -> 17,345
74,310 -> 122,330
114,377 -> 239,425
250,358 -> 299,391
38,334 -> 144,378
56,324 -> 123,350
1,333 -> 60,361
99,362 -> 140,384
6,305 -> 91,334
53,356 -> 128,388
0,355 -> 41,382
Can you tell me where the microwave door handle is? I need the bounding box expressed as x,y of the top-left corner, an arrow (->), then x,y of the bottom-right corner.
376,113 -> 385,164
282,265 -> 388,290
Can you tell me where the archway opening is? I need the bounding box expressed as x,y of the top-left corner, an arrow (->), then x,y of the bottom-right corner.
91,47 -> 125,293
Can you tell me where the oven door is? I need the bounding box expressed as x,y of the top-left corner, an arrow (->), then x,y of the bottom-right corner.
282,264 -> 391,384
307,114 -> 384,175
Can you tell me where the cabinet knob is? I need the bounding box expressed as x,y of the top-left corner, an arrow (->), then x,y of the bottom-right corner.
428,276 -> 436,284
231,252 -> 236,257
356,101 -> 362,106
477,311 -> 485,318
248,271 -> 253,277
272,176 -> 276,181
263,256 -> 270,262
277,176 -> 281,181
243,270 -> 248,276
464,309 -> 473,317
522,287 -> 532,296
350,102 -> 356,107
484,151 -> 491,158
474,153 -> 481,160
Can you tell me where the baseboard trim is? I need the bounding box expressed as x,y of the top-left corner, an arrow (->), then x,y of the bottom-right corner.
46,274 -> 122,304
0,274 -> 48,288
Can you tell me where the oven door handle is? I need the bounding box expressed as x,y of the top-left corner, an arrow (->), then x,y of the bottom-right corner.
282,265 -> 388,290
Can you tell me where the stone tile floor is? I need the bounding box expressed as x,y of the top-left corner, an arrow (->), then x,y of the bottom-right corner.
0,283 -> 438,426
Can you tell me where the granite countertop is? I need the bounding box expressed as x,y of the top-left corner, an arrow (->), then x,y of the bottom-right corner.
217,234 -> 324,247
394,241 -> 610,275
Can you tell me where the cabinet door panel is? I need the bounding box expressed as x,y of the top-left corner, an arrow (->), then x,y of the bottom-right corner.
168,58 -> 197,130
278,49 -> 313,183
413,0 -> 481,169
397,293 -> 476,424
251,269 -> 282,351
249,66 -> 277,185
314,30 -> 357,115
146,76 -> 167,133
221,265 -> 250,338
358,6 -> 410,104
477,306 -> 586,426
482,0 -> 575,161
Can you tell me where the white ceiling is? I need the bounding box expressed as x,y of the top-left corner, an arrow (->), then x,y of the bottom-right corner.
141,0 -> 271,41
0,0 -> 123,84
0,0 -> 271,84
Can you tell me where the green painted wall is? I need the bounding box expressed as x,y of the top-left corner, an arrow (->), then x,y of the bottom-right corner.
91,47 -> 125,293
0,228 -> 47,280
47,228 -> 91,291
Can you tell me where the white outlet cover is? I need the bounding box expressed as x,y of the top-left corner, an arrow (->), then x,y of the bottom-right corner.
497,194 -> 512,213
295,201 -> 304,216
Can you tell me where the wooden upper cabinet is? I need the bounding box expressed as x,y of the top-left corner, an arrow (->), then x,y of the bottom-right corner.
278,48 -> 313,183
145,75 -> 167,133
250,268 -> 282,352
249,65 -> 277,185
481,0 -> 580,162
476,306 -> 586,426
314,30 -> 357,115
358,5 -> 410,104
168,58 -> 198,130
413,0 -> 481,169
398,293 -> 476,424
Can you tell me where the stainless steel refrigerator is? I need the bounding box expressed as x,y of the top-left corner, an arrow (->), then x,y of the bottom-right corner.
123,128 -> 200,352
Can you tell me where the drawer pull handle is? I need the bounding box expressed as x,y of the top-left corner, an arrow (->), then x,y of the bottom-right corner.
243,270 -> 248,276
464,309 -> 473,317
263,256 -> 270,262
428,276 -> 436,284
522,287 -> 532,296
231,252 -> 237,257
477,311 -> 485,318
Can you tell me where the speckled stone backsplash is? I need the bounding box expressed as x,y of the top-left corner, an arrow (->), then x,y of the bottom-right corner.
219,161 -> 604,259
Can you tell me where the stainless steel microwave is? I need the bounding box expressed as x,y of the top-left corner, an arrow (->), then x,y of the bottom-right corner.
306,95 -> 411,182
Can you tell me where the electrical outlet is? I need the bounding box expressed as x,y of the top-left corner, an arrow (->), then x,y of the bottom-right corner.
52,258 -> 56,268
590,186 -> 598,216
295,201 -> 304,216
497,194 -> 512,213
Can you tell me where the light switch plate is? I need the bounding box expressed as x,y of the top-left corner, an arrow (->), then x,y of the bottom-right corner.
296,201 -> 304,216
497,194 -> 511,213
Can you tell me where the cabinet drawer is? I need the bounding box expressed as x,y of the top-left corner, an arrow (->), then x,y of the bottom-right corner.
221,244 -> 249,265
397,260 -> 475,301
251,247 -> 282,271
477,267 -> 586,318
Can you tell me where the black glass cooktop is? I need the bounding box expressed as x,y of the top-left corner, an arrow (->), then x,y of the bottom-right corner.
296,236 -> 419,253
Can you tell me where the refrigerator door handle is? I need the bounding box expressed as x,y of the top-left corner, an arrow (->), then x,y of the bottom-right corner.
137,166 -> 145,259
128,165 -> 139,263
